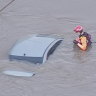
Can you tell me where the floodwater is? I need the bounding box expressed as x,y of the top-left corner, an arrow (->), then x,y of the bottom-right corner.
0,0 -> 96,96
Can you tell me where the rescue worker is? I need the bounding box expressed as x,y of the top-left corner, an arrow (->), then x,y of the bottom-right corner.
73,25 -> 92,51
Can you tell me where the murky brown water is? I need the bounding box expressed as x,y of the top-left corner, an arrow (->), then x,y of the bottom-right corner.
0,0 -> 96,96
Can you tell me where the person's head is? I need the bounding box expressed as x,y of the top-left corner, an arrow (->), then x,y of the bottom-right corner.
74,25 -> 83,33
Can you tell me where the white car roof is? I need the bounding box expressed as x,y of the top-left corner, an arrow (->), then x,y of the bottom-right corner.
10,34 -> 60,57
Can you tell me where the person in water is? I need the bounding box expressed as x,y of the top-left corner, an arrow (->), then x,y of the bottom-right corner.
73,25 -> 92,51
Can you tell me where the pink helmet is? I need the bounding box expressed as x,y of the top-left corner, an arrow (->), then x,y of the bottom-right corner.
74,25 -> 83,33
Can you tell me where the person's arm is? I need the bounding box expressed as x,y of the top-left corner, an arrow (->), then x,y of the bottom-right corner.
73,37 -> 80,44
77,37 -> 87,51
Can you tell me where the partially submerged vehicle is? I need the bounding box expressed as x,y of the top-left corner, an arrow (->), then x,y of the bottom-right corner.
9,34 -> 63,64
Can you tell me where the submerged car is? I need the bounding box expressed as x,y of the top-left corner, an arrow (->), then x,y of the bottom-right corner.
9,34 -> 63,64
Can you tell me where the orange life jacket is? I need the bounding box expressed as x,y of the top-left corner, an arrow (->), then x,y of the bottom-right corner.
79,32 -> 92,45
77,32 -> 92,51
78,36 -> 87,50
